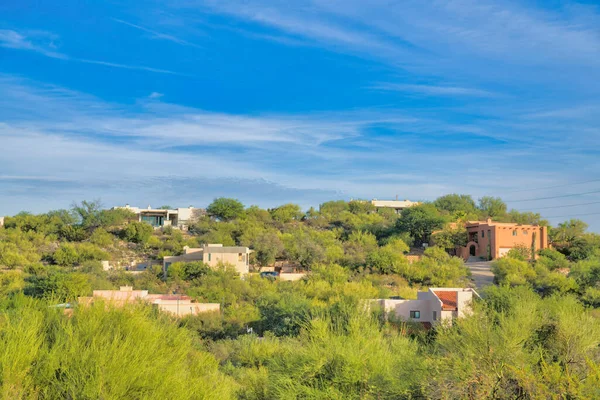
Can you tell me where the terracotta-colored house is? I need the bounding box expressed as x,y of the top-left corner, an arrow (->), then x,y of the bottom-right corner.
373,287 -> 479,325
457,219 -> 548,261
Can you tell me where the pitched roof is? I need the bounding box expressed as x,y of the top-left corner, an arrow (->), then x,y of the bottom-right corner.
433,290 -> 458,311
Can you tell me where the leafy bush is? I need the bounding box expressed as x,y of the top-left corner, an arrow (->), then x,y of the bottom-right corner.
89,228 -> 114,246
121,221 -> 154,244
506,244 -> 532,260
492,257 -> 535,286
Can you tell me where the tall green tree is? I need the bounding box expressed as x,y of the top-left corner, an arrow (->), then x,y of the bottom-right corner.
206,198 -> 245,221
396,204 -> 446,246
478,196 -> 507,219
269,203 -> 304,223
434,194 -> 477,215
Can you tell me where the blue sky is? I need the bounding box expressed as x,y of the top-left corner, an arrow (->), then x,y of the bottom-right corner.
1,0 -> 600,229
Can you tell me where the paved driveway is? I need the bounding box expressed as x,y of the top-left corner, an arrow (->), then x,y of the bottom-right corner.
466,261 -> 494,289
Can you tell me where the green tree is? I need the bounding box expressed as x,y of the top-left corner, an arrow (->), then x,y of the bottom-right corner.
269,203 -> 303,223
206,198 -> 245,221
396,203 -> 446,246
431,223 -> 468,251
343,230 -> 378,267
348,200 -> 375,214
253,231 -> 284,268
319,200 -> 349,220
434,194 -> 477,215
478,196 -> 507,218
551,219 -> 588,247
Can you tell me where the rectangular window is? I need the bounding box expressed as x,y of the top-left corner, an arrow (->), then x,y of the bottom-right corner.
410,311 -> 420,319
513,230 -> 518,236
208,253 -> 211,262
238,253 -> 243,262
523,230 -> 528,235
481,230 -> 484,238
433,311 -> 437,321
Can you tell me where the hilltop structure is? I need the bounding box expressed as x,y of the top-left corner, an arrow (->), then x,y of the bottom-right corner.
370,198 -> 420,214
112,204 -> 203,229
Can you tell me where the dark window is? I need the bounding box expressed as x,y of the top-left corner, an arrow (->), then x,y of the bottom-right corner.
238,253 -> 243,262
208,253 -> 211,262
410,311 -> 420,319
433,311 -> 437,321
513,230 -> 518,236
481,230 -> 485,238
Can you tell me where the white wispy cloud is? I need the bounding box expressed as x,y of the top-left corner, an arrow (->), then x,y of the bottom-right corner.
0,76 -> 591,203
112,18 -> 203,48
186,0 -> 600,85
370,83 -> 498,97
0,29 -> 65,58
0,29 -> 181,75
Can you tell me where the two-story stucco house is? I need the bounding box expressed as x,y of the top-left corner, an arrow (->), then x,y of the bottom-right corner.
163,244 -> 251,276
373,288 -> 479,325
457,218 -> 549,260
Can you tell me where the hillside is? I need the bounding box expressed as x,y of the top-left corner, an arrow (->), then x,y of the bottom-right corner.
0,195 -> 599,398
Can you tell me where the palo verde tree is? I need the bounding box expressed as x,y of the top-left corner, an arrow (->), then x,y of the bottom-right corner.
206,198 -> 245,221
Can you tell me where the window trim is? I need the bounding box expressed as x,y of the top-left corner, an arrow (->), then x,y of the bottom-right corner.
410,310 -> 421,319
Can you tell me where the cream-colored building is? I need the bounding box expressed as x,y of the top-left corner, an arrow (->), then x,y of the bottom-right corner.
370,199 -> 420,214
78,286 -> 220,317
112,204 -> 203,229
373,288 -> 479,325
163,244 -> 251,276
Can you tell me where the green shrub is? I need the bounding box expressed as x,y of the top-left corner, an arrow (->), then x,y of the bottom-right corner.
0,298 -> 235,399
89,228 -> 114,247
121,221 -> 154,244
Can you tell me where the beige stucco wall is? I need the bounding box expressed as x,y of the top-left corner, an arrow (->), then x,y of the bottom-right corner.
203,251 -> 249,275
375,298 -> 435,323
279,273 -> 307,281
154,301 -> 220,317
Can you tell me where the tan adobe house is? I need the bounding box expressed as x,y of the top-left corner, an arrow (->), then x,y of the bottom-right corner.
163,244 -> 252,276
112,204 -> 203,229
78,286 -> 220,317
457,219 -> 548,260
373,288 -> 479,325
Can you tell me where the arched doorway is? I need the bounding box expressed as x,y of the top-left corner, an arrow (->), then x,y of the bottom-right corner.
469,244 -> 477,256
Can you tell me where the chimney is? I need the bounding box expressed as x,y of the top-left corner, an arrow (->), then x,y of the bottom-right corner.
486,218 -> 492,224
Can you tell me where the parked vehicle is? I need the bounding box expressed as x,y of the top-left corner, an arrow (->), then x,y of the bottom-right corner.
260,271 -> 280,280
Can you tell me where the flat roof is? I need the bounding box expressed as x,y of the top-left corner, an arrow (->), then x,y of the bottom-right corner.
371,200 -> 419,208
